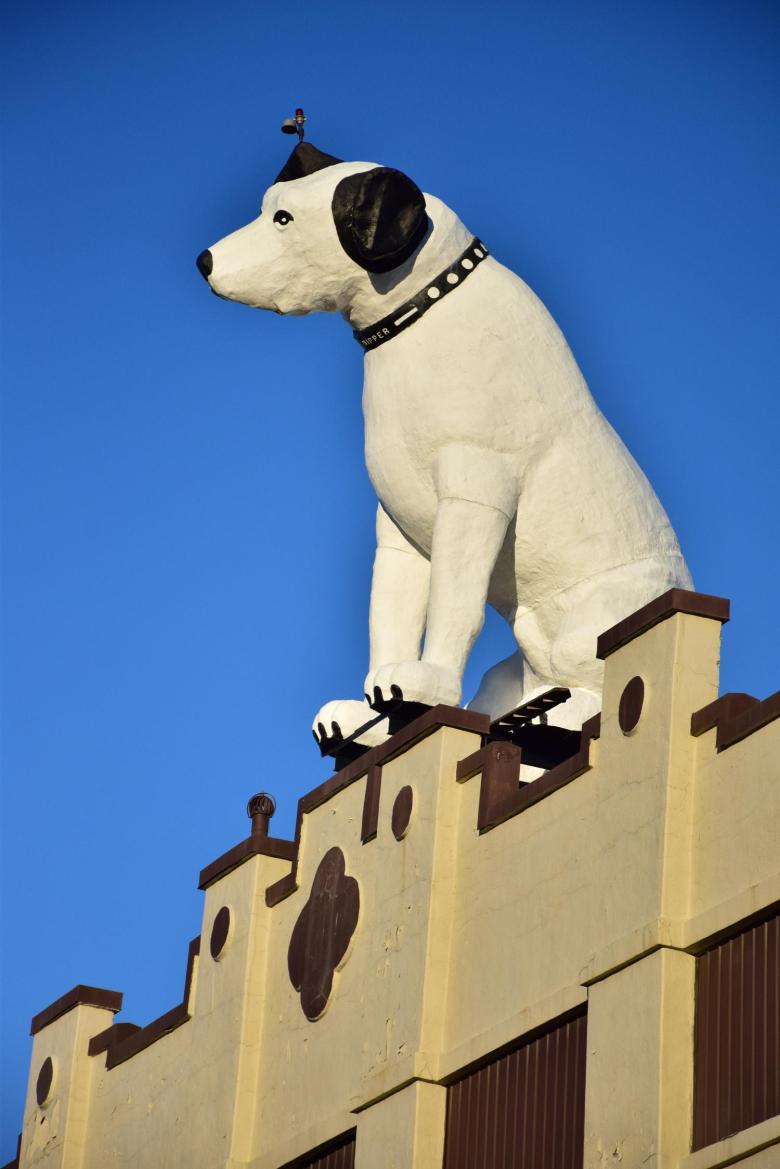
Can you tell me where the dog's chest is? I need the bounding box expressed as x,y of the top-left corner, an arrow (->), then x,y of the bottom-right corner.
361,362 -> 439,545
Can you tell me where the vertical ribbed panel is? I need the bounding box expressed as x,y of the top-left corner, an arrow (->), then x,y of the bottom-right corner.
298,1130 -> 356,1169
443,1010 -> 587,1169
693,910 -> 780,1150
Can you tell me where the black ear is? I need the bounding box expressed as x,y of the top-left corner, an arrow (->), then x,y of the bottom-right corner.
332,167 -> 428,273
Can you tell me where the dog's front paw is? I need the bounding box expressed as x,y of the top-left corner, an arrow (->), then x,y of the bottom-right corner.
312,699 -> 388,749
365,662 -> 461,708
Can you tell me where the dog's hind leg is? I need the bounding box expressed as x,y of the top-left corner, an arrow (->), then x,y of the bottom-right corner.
468,649 -> 541,721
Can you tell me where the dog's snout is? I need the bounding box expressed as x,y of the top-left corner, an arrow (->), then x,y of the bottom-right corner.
196,249 -> 213,280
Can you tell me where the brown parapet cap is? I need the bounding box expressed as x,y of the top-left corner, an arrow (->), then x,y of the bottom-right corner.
266,871 -> 298,907
312,705 -> 490,800
457,714 -> 601,833
265,705 -> 489,907
596,589 -> 730,661
690,693 -> 757,737
30,985 -> 123,1036
691,689 -> 780,752
87,1022 -> 141,1057
198,833 -> 297,890
456,747 -> 491,783
106,1003 -> 190,1068
91,937 -> 200,1070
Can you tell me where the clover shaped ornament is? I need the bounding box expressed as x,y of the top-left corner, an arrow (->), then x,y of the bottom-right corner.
287,847 -> 360,1021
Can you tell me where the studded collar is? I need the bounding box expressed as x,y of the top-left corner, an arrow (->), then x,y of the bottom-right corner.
353,237 -> 489,352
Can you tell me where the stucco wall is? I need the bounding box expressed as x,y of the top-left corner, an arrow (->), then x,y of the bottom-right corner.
13,594 -> 780,1169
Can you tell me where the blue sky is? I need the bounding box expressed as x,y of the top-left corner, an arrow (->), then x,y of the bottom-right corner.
1,0 -> 779,1151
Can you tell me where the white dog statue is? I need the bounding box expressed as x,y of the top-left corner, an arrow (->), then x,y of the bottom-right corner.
198,140 -> 692,750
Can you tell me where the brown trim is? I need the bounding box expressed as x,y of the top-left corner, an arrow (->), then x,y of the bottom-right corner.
30,985 -> 123,1036
360,765 -> 382,843
87,1022 -> 141,1056
266,705 -> 488,906
596,589 -> 729,661
457,741 -> 524,830
691,689 -> 780,752
691,693 -> 757,738
457,716 -> 601,833
266,870 -> 300,907
89,937 -> 200,1070
199,833 -> 297,891
106,1003 -> 191,1068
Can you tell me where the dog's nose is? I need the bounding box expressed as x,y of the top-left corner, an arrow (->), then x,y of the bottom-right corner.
196,249 -> 213,280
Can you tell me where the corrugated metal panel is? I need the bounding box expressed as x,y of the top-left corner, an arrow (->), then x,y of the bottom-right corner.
297,1131 -> 355,1169
693,910 -> 780,1150
443,1010 -> 587,1169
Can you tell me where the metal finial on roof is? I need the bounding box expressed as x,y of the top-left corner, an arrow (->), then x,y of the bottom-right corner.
280,107 -> 306,143
247,792 -> 276,837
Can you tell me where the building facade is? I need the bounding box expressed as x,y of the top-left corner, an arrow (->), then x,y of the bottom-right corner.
6,589 -> 780,1169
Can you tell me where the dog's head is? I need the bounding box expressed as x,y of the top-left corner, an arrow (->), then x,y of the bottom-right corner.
197,143 -> 430,316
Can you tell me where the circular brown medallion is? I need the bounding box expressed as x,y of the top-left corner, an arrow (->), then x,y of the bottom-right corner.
36,1056 -> 54,1107
391,786 -> 414,841
619,676 -> 645,735
210,905 -> 231,961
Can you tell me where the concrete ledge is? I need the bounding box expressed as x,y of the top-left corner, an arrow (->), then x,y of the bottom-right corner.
579,917 -> 687,986
578,884 -> 780,985
680,1114 -> 780,1169
351,1055 -> 439,1113
683,879 -> 780,952
435,982 -> 587,1083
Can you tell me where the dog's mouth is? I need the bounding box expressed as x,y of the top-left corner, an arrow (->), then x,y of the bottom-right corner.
261,303 -> 311,317
208,283 -> 278,311
206,285 -> 311,316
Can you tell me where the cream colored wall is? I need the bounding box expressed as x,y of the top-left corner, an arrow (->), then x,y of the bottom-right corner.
353,1082 -> 446,1169
443,611 -> 720,1068
248,725 -> 477,1166
79,851 -> 289,1169
689,719 -> 780,933
21,1002 -> 116,1169
584,949 -> 696,1169
16,606 -> 780,1169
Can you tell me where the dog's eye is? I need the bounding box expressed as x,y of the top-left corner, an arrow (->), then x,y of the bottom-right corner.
273,209 -> 294,230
